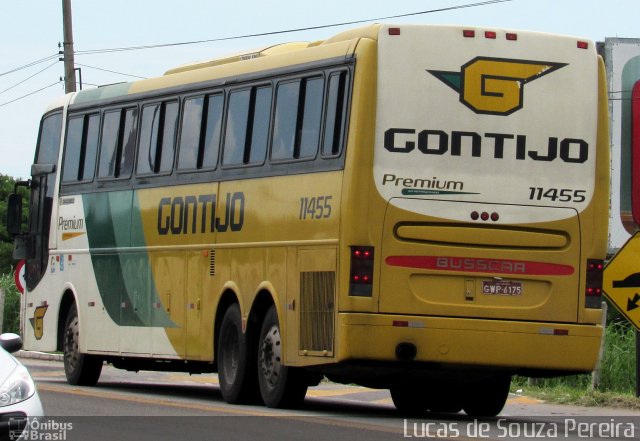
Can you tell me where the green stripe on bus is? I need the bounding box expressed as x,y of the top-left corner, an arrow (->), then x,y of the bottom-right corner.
83,192 -> 175,328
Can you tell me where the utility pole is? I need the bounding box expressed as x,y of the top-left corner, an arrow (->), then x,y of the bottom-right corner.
62,0 -> 76,93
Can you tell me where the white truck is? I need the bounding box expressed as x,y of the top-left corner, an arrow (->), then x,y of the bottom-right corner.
602,38 -> 640,255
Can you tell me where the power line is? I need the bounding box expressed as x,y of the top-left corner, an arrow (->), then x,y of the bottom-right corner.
0,61 -> 59,96
75,63 -> 147,80
0,81 -> 62,108
76,0 -> 513,55
0,53 -> 59,78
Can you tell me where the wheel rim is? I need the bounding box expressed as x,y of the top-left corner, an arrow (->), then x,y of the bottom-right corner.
64,315 -> 80,372
259,324 -> 282,389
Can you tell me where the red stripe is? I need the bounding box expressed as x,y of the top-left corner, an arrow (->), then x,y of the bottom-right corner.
385,255 -> 574,276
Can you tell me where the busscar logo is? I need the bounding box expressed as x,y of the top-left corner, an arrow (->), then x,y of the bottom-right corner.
428,57 -> 567,115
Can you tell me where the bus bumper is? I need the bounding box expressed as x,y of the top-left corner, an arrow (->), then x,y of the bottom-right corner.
337,313 -> 603,373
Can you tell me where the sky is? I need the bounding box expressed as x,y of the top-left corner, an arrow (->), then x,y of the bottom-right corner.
0,0 -> 638,179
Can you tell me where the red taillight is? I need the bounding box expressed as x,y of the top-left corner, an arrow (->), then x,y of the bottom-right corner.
388,27 -> 401,36
485,31 -> 497,39
585,259 -> 604,308
577,41 -> 589,50
463,30 -> 475,38
506,33 -> 518,41
350,246 -> 374,297
632,80 -> 640,226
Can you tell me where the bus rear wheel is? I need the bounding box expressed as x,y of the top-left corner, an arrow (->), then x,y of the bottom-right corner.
257,306 -> 307,408
462,375 -> 511,417
63,304 -> 102,386
390,385 -> 429,416
217,303 -> 258,404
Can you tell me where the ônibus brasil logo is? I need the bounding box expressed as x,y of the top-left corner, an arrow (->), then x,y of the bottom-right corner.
428,57 -> 567,115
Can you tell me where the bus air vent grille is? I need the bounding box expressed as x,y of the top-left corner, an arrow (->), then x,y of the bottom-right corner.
300,271 -> 335,353
209,250 -> 216,276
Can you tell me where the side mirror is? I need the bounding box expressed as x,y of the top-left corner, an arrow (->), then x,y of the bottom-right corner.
31,163 -> 55,176
7,193 -> 24,236
0,333 -> 23,354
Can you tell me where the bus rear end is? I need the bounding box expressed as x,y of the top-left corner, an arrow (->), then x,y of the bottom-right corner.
338,25 -> 609,416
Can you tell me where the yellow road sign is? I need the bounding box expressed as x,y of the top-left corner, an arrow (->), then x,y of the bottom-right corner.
603,232 -> 640,331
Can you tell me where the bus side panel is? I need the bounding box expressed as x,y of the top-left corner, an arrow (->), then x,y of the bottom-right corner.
216,172 -> 342,367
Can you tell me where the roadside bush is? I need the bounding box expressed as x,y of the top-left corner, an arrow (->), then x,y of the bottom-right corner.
1,272 -> 20,334
514,321 -> 637,397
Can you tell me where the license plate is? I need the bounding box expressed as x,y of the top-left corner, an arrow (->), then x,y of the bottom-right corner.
482,280 -> 523,296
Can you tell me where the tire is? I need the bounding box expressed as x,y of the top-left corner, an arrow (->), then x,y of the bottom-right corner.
217,304 -> 258,404
392,382 -> 463,415
462,375 -> 511,417
257,306 -> 307,408
63,304 -> 102,386
390,385 -> 429,416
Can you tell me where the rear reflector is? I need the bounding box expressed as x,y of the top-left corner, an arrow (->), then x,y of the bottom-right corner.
540,327 -> 569,336
506,33 -> 518,41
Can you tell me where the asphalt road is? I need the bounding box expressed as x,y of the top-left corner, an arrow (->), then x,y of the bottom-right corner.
15,357 -> 640,441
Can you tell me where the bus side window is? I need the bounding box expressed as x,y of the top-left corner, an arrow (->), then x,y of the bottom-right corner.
137,101 -> 177,175
322,71 -> 348,157
62,116 -> 84,182
223,89 -> 250,166
299,77 -> 323,159
272,80 -> 301,161
62,114 -> 99,183
247,85 -> 272,165
272,77 -> 323,162
98,107 -> 138,179
201,94 -> 224,169
178,94 -> 224,171
223,85 -> 272,167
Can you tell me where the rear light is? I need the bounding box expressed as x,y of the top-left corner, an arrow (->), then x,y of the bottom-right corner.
585,259 -> 604,308
350,246 -> 374,297
388,27 -> 401,36
485,31 -> 497,39
506,33 -> 518,41
632,80 -> 640,225
463,30 -> 475,38
577,41 -> 589,50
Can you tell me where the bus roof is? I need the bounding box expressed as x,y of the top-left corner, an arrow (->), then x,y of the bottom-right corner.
70,24 -> 382,108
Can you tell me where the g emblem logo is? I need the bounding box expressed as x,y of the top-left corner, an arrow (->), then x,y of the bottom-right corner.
30,305 -> 48,340
429,57 -> 567,115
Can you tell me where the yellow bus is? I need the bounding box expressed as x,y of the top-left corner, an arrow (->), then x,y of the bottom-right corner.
8,24 -> 610,416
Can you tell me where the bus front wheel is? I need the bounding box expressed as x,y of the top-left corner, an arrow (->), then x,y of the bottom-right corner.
63,304 -> 102,386
217,303 -> 258,404
257,306 -> 307,408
